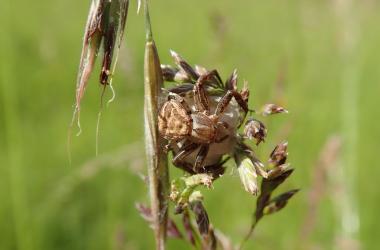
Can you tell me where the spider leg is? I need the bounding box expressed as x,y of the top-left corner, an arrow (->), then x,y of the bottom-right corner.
198,156 -> 230,179
193,144 -> 210,172
208,69 -> 224,87
173,161 -> 196,175
172,142 -> 200,166
167,83 -> 194,95
214,90 -> 248,115
194,69 -> 226,114
193,75 -> 210,114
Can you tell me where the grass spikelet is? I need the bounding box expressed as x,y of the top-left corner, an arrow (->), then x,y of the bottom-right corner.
71,0 -> 129,134
143,1 -> 169,249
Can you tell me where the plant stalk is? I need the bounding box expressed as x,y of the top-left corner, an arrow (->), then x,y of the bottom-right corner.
144,1 -> 169,249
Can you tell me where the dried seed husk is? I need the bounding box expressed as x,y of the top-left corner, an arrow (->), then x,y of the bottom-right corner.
190,200 -> 210,236
73,0 -> 129,137
269,141 -> 288,166
263,189 -> 299,215
244,118 -> 267,145
100,0 -> 130,85
261,168 -> 294,196
75,0 -> 106,111
260,103 -> 288,116
267,163 -> 290,179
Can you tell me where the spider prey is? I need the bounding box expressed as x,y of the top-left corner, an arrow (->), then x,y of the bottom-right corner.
158,70 -> 248,172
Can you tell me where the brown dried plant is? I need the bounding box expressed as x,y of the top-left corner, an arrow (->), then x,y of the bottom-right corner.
72,0 -> 129,135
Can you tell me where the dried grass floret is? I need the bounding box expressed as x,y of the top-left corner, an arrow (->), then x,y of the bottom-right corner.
72,0 -> 129,135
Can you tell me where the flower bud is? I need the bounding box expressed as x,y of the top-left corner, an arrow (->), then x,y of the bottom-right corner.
235,153 -> 259,195
261,104 -> 288,116
269,141 -> 288,166
183,174 -> 213,188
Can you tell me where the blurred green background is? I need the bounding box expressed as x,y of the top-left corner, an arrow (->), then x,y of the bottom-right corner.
1,0 -> 379,249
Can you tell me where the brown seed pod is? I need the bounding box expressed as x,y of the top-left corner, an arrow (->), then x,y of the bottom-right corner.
244,118 -> 267,145
261,103 -> 288,116
269,141 -> 288,166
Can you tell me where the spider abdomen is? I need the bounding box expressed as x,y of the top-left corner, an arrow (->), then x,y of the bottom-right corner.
158,99 -> 192,140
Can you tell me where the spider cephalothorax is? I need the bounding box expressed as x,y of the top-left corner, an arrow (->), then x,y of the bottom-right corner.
158,70 -> 248,172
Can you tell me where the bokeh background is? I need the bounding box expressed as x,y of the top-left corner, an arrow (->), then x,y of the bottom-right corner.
1,0 -> 379,249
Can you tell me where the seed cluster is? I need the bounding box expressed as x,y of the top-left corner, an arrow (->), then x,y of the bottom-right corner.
159,51 -> 288,191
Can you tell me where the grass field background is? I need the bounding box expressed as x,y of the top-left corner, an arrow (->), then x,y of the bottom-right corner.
1,0 -> 379,249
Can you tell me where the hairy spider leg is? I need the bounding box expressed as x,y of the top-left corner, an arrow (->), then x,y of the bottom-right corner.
193,74 -> 210,114
207,69 -> 224,88
193,144 -> 210,172
215,90 -> 248,115
193,70 -> 224,112
198,156 -> 230,178
172,142 -> 200,166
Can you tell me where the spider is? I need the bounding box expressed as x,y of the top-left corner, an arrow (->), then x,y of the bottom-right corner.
158,70 -> 248,172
